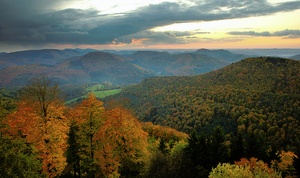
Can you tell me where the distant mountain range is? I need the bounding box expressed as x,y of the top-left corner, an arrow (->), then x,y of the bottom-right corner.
0,48 -> 299,87
0,52 -> 153,87
127,50 -> 235,76
0,49 -> 97,69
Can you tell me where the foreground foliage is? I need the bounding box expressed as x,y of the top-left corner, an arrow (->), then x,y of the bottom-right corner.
210,158 -> 281,178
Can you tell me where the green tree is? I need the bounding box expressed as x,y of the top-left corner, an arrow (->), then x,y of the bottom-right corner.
230,132 -> 245,162
65,121 -> 81,178
185,132 -> 210,177
244,132 -> 268,161
159,138 -> 168,154
144,150 -> 194,178
0,89 -> 16,119
209,126 -> 229,166
293,151 -> 300,177
210,158 -> 281,178
0,134 -> 43,178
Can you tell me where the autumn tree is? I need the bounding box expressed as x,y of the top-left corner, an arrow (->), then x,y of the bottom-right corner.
272,151 -> 298,177
66,96 -> 150,177
209,157 -> 282,178
67,93 -> 106,178
96,107 -> 149,177
5,77 -> 68,177
18,76 -> 62,120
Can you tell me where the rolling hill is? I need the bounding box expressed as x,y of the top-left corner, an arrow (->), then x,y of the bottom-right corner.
0,49 -> 248,87
0,49 -> 96,69
166,53 -> 228,75
290,54 -> 300,60
128,51 -> 174,75
127,49 -> 236,76
108,57 -> 300,151
63,52 -> 154,84
194,48 -> 248,63
0,52 -> 154,87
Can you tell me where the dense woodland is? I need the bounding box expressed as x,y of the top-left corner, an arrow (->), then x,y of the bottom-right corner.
0,57 -> 300,177
110,57 -> 300,149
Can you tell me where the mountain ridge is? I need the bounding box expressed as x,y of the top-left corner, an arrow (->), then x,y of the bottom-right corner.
0,51 -> 154,87
0,48 -> 97,69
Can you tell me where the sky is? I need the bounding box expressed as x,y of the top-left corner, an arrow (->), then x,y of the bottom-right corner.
0,0 -> 300,52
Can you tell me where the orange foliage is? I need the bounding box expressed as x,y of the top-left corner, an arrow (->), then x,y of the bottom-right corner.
272,150 -> 297,177
5,100 -> 68,177
142,122 -> 188,141
67,93 -> 106,176
235,157 -> 277,176
67,95 -> 148,177
96,107 -> 149,176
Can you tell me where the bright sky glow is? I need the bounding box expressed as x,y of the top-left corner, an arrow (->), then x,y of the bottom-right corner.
152,10 -> 300,32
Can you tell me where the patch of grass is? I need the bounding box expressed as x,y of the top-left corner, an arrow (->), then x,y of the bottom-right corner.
86,84 -> 104,92
92,89 -> 121,98
65,84 -> 121,105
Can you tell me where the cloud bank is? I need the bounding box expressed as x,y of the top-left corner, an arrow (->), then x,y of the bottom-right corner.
229,29 -> 300,38
0,0 -> 300,48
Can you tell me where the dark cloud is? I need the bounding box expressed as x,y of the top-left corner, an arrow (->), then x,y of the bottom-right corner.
274,29 -> 300,38
228,31 -> 272,36
0,0 -> 300,48
228,29 -> 300,38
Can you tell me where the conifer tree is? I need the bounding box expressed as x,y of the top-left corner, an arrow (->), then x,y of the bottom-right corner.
209,126 -> 229,167
230,132 -> 245,162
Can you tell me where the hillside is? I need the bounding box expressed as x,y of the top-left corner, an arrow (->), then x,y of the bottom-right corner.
108,57 -> 300,151
0,49 -> 245,87
166,53 -> 228,75
0,49 -> 96,69
0,52 -> 154,87
194,48 -> 249,63
65,52 -> 154,84
291,54 -> 300,60
128,51 -> 174,75
128,49 -> 232,76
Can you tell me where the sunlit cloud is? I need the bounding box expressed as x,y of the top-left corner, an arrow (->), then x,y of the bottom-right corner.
0,0 -> 299,51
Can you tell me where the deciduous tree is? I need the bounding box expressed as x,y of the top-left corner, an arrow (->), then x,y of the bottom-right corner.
67,93 -> 106,178
5,77 -> 68,177
96,107 -> 149,177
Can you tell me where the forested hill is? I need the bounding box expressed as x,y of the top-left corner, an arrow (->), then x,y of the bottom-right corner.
201,57 -> 300,93
109,57 -> 300,151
